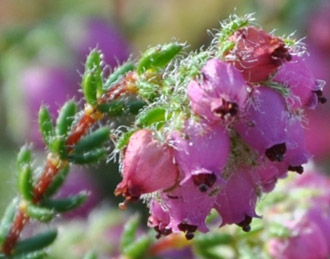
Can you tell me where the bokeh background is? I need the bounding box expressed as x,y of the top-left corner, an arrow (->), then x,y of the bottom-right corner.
0,0 -> 329,257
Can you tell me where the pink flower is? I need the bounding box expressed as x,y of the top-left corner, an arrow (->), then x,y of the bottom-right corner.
214,168 -> 259,231
283,117 -> 310,174
268,218 -> 329,259
158,176 -> 220,239
274,56 -> 326,110
253,159 -> 287,192
227,26 -> 291,82
235,87 -> 288,162
115,130 -> 179,203
187,59 -> 248,122
171,119 -> 230,188
148,200 -> 172,238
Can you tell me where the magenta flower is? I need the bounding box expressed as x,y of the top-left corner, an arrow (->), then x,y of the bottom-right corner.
171,119 -> 230,188
268,218 -> 329,259
148,200 -> 172,238
158,176 -> 220,239
227,26 -> 291,82
254,159 -> 287,192
274,56 -> 326,110
214,168 -> 259,231
187,59 -> 248,122
283,117 -> 310,174
235,87 -> 288,162
115,130 -> 179,202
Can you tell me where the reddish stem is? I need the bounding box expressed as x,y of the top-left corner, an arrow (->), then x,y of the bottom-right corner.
2,209 -> 29,255
66,114 -> 95,151
33,160 -> 59,203
1,77 -> 133,255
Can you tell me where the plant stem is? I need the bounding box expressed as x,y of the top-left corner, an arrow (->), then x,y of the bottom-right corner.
1,75 -> 134,255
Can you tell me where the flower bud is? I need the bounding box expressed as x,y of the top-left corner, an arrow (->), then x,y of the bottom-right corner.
115,130 -> 179,202
227,26 -> 291,82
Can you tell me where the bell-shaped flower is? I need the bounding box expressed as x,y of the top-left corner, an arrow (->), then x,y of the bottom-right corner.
158,176 -> 220,239
148,200 -> 172,238
171,119 -> 230,188
253,159 -> 287,193
214,168 -> 259,231
115,130 -> 179,203
235,87 -> 288,162
227,26 -> 291,82
274,56 -> 326,110
283,117 -> 310,174
187,59 -> 248,122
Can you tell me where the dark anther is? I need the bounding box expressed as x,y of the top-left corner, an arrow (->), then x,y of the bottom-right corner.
288,165 -> 304,174
178,223 -> 198,240
271,44 -> 292,65
213,100 -> 239,119
313,90 -> 327,104
237,215 -> 253,232
192,173 -> 217,193
154,226 -> 172,239
265,143 -> 286,162
198,184 -> 209,193
185,232 -> 195,240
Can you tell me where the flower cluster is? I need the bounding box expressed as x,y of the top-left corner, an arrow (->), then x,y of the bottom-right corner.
115,16 -> 326,240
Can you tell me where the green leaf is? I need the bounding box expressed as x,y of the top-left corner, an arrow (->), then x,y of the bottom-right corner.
69,148 -> 106,164
97,101 -> 125,117
0,198 -> 19,245
136,107 -> 166,128
56,100 -> 77,137
126,99 -> 147,115
50,137 -> 68,159
14,229 -> 57,255
116,130 -> 136,151
82,72 -> 98,106
38,106 -> 55,147
17,146 -> 32,169
18,166 -> 34,202
97,99 -> 147,117
104,62 -> 135,90
26,204 -> 55,222
83,50 -> 103,99
137,43 -> 183,74
123,236 -> 151,259
120,214 -> 140,252
194,232 -> 233,248
74,127 -> 109,153
44,164 -> 70,198
41,192 -> 88,213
